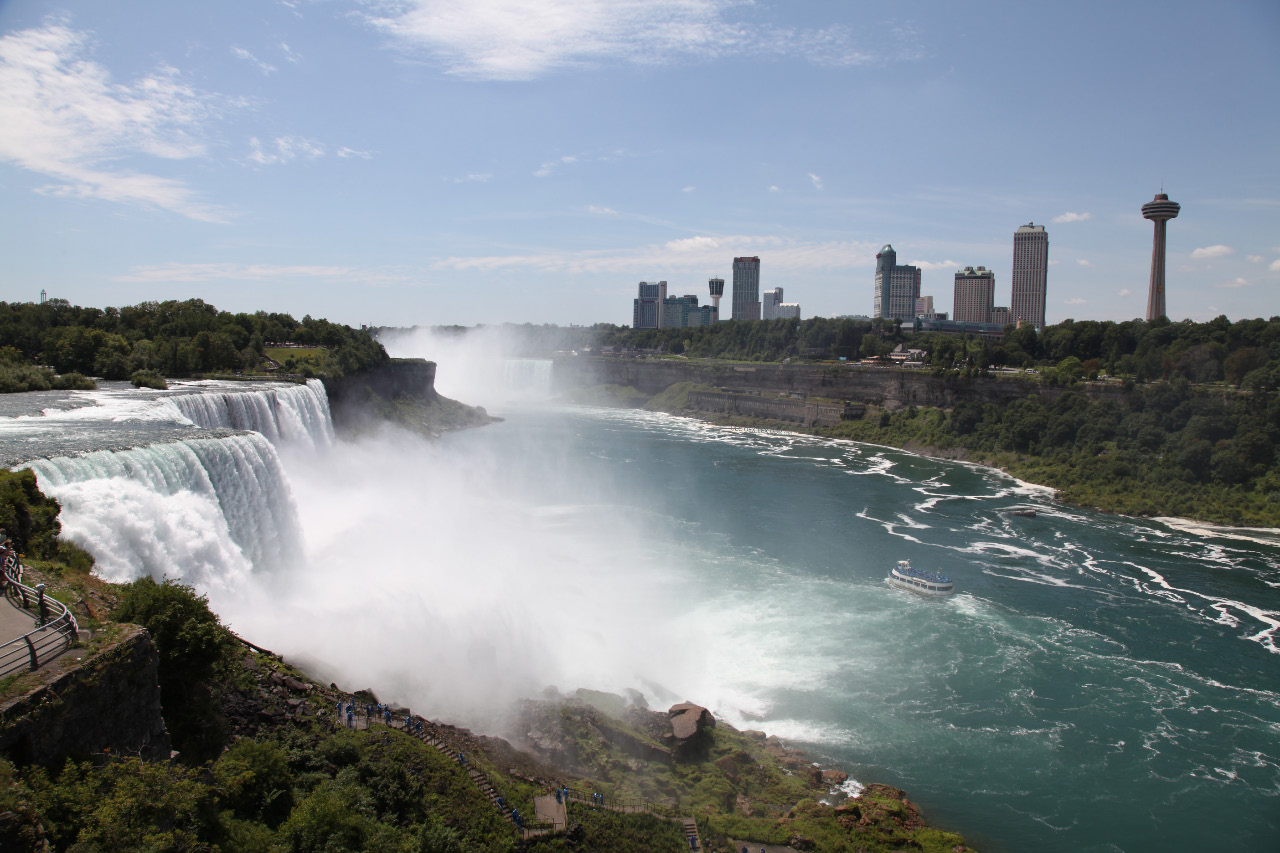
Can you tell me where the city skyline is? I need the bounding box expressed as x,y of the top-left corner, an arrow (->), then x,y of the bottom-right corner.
0,1 -> 1277,327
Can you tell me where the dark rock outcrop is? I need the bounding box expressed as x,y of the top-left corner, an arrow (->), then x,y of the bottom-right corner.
666,702 -> 715,759
0,624 -> 170,767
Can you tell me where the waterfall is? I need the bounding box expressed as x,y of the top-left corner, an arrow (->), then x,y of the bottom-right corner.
501,359 -> 554,399
25,432 -> 303,590
168,379 -> 335,449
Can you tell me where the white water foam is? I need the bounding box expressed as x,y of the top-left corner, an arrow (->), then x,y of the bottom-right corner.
25,433 -> 303,589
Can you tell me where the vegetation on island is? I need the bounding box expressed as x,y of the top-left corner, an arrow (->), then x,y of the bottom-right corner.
0,298 -> 388,385
1,477 -> 978,853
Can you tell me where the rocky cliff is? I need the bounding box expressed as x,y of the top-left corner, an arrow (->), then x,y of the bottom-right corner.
554,357 -> 1131,411
322,358 -> 497,437
0,624 -> 169,767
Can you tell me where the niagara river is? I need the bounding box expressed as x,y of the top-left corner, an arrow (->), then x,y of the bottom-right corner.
2,369 -> 1277,852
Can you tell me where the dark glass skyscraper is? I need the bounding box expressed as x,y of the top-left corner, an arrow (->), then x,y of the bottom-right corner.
731,257 -> 760,321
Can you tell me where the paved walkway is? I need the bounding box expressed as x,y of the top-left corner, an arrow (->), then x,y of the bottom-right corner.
0,592 -> 39,644
534,795 -> 567,831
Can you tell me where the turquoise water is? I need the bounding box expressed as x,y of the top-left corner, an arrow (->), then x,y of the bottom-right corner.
442,404 -> 1280,853
10,378 -> 1277,853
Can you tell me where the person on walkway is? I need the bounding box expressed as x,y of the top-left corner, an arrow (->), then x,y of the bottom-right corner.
554,788 -> 561,804
384,707 -> 391,725
346,705 -> 354,727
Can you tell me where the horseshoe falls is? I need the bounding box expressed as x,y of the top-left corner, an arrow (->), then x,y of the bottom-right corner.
1,379 -> 1278,853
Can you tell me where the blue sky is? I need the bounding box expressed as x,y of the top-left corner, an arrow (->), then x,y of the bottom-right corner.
1,0 -> 1277,327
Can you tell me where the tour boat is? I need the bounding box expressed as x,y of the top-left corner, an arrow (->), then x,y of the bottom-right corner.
888,560 -> 955,596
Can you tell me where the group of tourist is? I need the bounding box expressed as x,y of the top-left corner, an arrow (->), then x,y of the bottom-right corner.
0,529 -> 15,588
333,699 -> 424,734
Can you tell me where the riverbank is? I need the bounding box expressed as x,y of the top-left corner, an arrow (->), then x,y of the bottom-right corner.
562,377 -> 1279,528
1,554 -> 979,853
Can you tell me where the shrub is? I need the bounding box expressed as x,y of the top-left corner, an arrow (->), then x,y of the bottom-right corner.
130,369 -> 169,390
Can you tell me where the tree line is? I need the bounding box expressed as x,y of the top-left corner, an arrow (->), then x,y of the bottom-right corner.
0,298 -> 387,383
595,314 -> 1280,390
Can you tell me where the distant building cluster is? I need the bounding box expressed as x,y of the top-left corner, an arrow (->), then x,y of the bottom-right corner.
632,281 -> 717,330
877,223 -> 1049,334
628,191 -> 1178,334
631,255 -> 802,329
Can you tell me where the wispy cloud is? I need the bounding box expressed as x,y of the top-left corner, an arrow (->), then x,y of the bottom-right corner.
534,154 -> 577,177
231,46 -> 277,75
909,259 -> 960,272
363,0 -> 917,81
587,205 -> 617,215
1118,288 -> 1131,297
280,42 -> 301,64
1190,244 -> 1233,259
432,234 -> 881,275
1052,211 -> 1092,224
114,262 -> 412,285
1076,259 -> 1093,267
665,236 -> 719,252
768,185 -> 781,193
1217,278 -> 1252,289
247,135 -> 325,165
1065,297 -> 1087,305
1246,254 -> 1263,263
0,22 -> 234,222
338,147 -> 374,160
681,186 -> 695,193
809,173 -> 823,191
1270,259 -> 1280,272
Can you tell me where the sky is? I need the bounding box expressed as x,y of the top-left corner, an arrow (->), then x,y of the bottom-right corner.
0,0 -> 1278,329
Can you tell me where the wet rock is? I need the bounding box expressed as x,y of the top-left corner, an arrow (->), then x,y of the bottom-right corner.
822,769 -> 848,785
667,703 -> 715,741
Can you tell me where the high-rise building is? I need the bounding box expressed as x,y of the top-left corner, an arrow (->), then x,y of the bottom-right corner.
915,295 -> 934,317
632,281 -> 667,329
762,287 -> 784,320
732,257 -> 761,321
1011,223 -> 1048,329
776,302 -> 801,320
991,306 -> 1011,327
873,244 -> 921,321
1142,192 -> 1180,321
663,294 -> 710,328
708,278 -> 724,321
953,266 -> 995,323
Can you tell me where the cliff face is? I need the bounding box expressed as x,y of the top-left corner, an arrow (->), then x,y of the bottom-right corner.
0,624 -> 170,767
554,358 -> 1131,410
321,358 -> 497,438
322,358 -> 437,420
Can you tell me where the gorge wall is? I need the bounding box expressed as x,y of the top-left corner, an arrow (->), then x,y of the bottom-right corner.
0,625 -> 170,767
554,358 -> 1133,411
322,358 -> 438,434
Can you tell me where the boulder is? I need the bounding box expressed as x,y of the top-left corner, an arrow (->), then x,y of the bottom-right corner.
822,769 -> 849,785
667,702 -> 715,741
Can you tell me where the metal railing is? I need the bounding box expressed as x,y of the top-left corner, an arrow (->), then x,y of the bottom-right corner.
0,553 -> 80,679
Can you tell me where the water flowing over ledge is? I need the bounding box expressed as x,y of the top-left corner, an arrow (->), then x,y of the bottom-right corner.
170,379 -> 335,449
25,432 -> 304,588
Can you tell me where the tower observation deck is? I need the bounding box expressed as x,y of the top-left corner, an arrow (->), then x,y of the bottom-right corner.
1142,192 -> 1180,321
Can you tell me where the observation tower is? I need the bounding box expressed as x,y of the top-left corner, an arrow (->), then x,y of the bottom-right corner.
1142,191 -> 1180,321
708,277 -> 724,320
